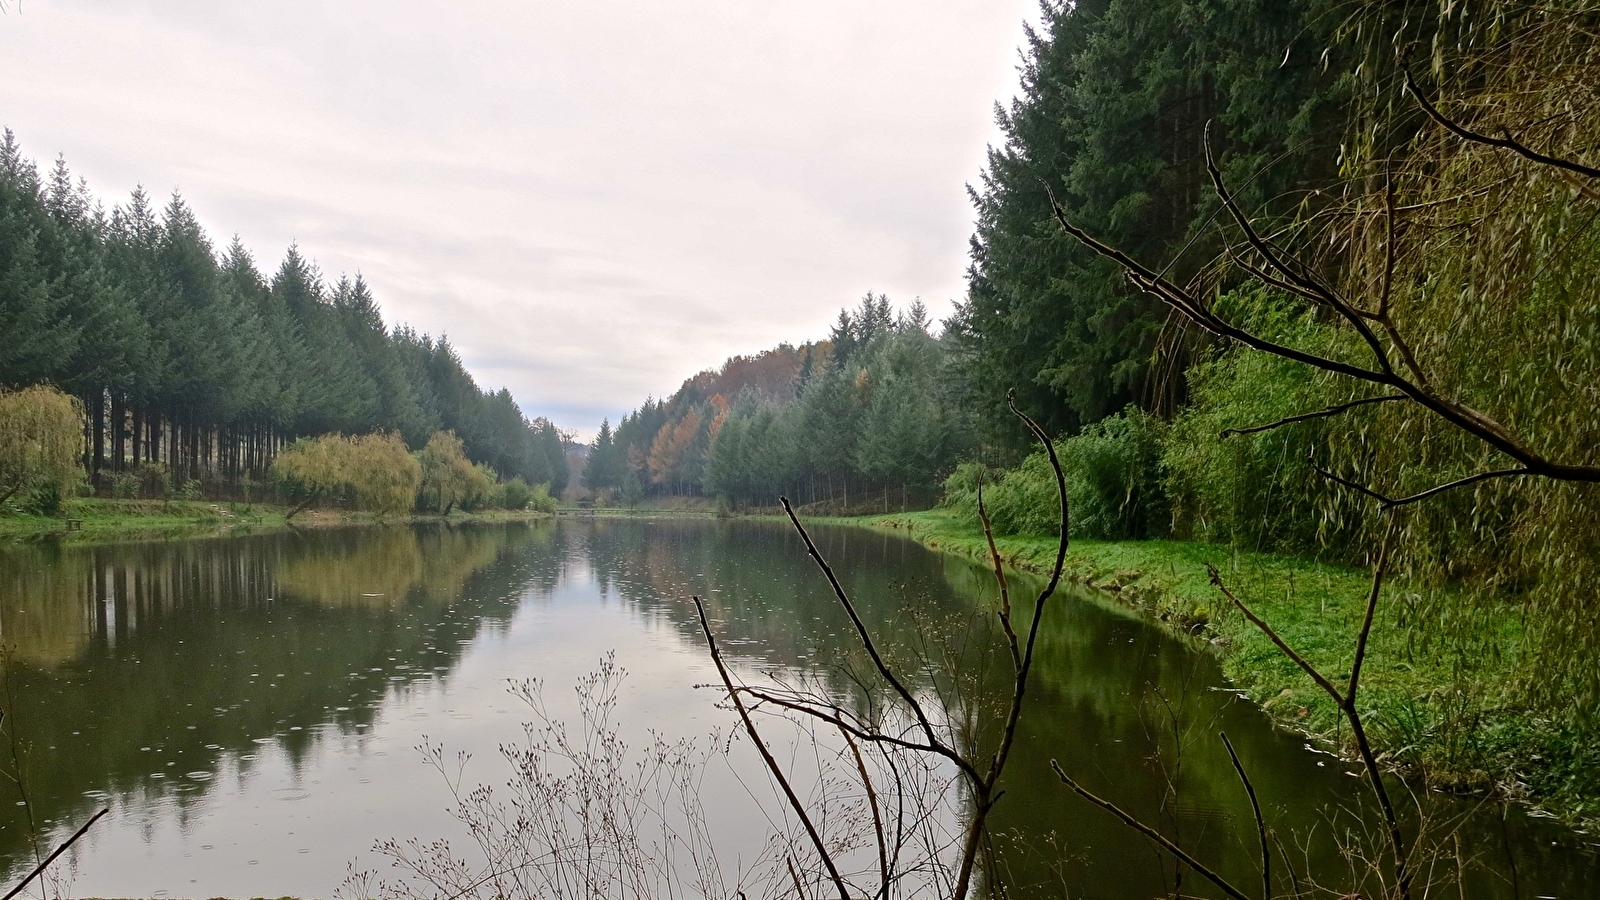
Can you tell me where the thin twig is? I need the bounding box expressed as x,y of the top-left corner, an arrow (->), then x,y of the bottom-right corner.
1051,761 -> 1249,900
693,597 -> 851,900
1221,732 -> 1271,900
2,807 -> 109,900
840,730 -> 889,900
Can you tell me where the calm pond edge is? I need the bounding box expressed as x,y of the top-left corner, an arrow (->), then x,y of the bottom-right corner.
0,498 -> 555,546
799,509 -> 1600,835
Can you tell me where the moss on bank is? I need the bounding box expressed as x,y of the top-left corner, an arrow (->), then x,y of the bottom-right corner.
822,509 -> 1600,831
0,498 -> 553,545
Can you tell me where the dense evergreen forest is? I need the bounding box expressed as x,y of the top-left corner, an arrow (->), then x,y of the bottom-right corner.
0,131 -> 568,495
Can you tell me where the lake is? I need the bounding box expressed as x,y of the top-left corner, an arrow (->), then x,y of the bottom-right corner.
0,519 -> 1594,897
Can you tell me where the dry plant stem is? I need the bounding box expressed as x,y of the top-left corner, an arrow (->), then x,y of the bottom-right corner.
692,596 -> 850,900
2,806 -> 108,900
1221,732 -> 1271,900
787,857 -> 808,900
1206,533 -> 1413,900
1049,761 -> 1249,900
841,730 -> 891,900
1272,830 -> 1306,900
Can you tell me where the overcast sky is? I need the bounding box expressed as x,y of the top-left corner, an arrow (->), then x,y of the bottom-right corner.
0,1 -> 1035,439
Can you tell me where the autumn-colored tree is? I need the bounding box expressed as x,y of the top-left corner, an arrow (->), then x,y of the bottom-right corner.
646,409 -> 700,490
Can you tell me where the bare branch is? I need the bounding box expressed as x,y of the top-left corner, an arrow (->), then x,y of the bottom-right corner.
977,473 -> 1021,671
949,392 -> 1074,900
1205,565 -> 1345,703
692,597 -> 851,900
1220,733 -> 1270,900
732,685 -> 982,782
1044,186 -> 1393,386
1308,451 -> 1534,508
1340,536 -> 1413,899
1207,547 -> 1413,900
1051,761 -> 1250,900
1203,123 -> 1397,375
1049,144 -> 1600,490
1220,395 -> 1405,439
1379,468 -> 1534,507
781,497 -> 944,752
3,807 -> 109,900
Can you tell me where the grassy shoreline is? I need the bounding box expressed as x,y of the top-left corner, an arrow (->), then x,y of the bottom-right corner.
0,498 -> 555,544
810,508 -> 1599,831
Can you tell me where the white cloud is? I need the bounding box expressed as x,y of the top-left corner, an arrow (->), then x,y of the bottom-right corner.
0,0 -> 1034,440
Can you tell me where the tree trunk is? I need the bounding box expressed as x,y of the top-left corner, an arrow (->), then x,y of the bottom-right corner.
111,393 -> 125,473
131,404 -> 142,467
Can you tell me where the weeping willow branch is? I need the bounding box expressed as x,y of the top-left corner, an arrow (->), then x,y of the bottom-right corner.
1220,394 -> 1405,439
1403,68 -> 1600,184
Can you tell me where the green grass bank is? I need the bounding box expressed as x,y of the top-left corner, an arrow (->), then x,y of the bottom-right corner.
822,508 -> 1600,831
0,498 -> 554,545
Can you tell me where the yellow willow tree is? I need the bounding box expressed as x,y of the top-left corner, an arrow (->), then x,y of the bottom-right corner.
272,431 -> 421,517
0,384 -> 84,508
415,431 -> 479,515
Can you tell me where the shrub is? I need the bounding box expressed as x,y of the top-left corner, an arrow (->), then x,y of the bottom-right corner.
526,482 -> 558,514
500,477 -> 534,511
111,472 -> 140,499
942,406 -> 1167,540
23,481 -> 63,517
499,477 -> 557,513
132,463 -> 172,500
459,463 -> 500,512
1160,290 -> 1356,553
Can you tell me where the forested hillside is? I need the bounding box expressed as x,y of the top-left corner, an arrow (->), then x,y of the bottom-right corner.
585,294 -> 974,510
0,131 -> 568,494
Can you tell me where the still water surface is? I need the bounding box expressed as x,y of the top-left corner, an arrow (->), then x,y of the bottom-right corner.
0,520 -> 1595,897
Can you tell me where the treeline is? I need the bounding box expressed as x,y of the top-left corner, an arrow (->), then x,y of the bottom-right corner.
584,295 -> 974,510
0,131 -> 568,495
